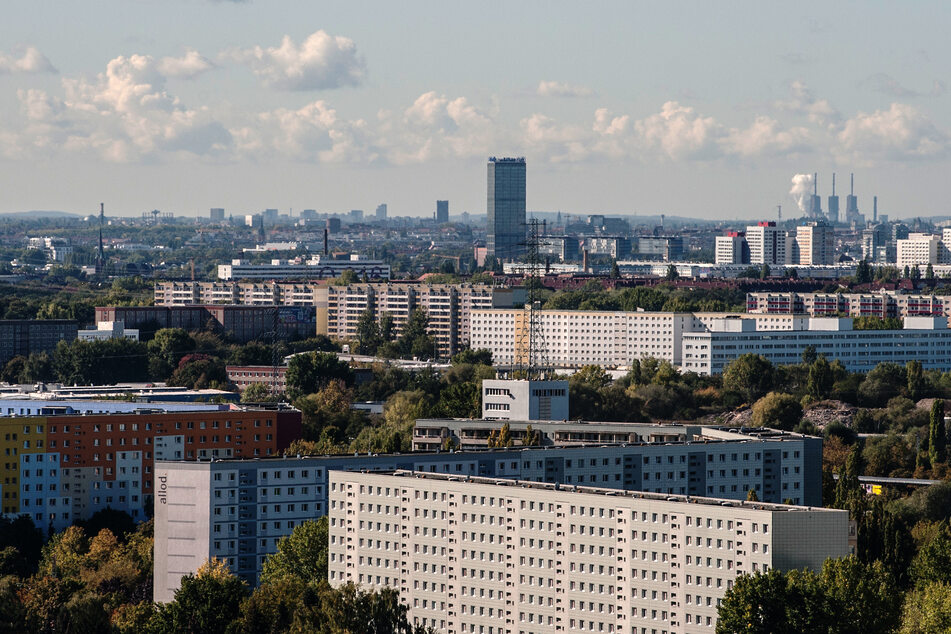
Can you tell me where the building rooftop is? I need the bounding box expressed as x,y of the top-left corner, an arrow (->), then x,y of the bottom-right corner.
355,469 -> 836,514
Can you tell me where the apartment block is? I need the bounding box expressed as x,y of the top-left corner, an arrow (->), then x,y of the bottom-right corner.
745,222 -> 791,266
471,310 -> 803,369
795,221 -> 835,266
714,233 -> 749,265
897,233 -> 941,267
95,305 -> 316,342
315,283 -> 524,358
328,470 -> 848,634
153,436 -> 821,601
217,257 -> 390,281
682,316 -> 951,374
0,319 -> 79,364
746,291 -> 950,318
1,404 -> 301,533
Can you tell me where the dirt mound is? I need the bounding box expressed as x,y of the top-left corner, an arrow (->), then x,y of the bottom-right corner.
802,400 -> 857,429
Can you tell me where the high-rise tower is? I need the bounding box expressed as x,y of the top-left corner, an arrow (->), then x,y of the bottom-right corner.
436,200 -> 449,224
487,157 -> 526,260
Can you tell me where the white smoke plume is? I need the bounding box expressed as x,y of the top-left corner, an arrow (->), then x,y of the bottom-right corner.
789,173 -> 815,214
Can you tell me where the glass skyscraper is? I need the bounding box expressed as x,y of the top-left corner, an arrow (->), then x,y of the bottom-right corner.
487,157 -> 526,260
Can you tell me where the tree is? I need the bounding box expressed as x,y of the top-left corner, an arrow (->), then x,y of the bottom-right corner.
259,517 -> 328,586
167,354 -> 228,390
487,423 -> 513,448
451,348 -> 493,366
522,425 -> 540,446
241,382 -> 278,403
901,582 -> 951,634
147,328 -> 196,380
355,308 -> 382,356
152,558 -> 248,634
751,392 -> 802,430
716,558 -> 899,634
610,260 -> 620,279
856,259 -> 873,284
722,354 -> 775,403
807,356 -> 834,400
397,308 -> 436,360
801,345 -> 818,365
434,381 -> 481,418
286,352 -> 354,398
930,399 -> 946,467
911,524 -> 951,588
760,263 -> 771,280
665,264 -> 678,281
834,445 -> 864,510
858,362 -> 907,407
927,263 -> 935,280
908,360 -> 925,401
912,264 -> 923,281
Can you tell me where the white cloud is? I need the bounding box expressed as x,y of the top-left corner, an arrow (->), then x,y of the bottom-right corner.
0,46 -> 56,74
378,91 -> 496,164
11,54 -> 232,162
537,80 -> 593,98
236,100 -> 374,163
633,101 -> 723,160
722,116 -> 812,157
774,80 -> 839,126
227,30 -> 365,91
158,49 -> 215,79
837,103 -> 948,163
520,113 -> 589,162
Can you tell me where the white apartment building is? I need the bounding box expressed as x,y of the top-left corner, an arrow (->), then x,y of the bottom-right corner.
795,222 -> 834,266
472,309 -> 808,370
682,316 -> 951,374
328,470 -> 849,634
746,291 -> 951,318
745,222 -> 790,266
897,233 -> 941,267
714,235 -> 748,265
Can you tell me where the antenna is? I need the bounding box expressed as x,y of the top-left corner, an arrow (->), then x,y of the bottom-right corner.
832,173 -> 836,196
851,173 -> 854,196
777,205 -> 782,221
517,219 -> 551,380
813,172 -> 817,196
98,203 -> 105,273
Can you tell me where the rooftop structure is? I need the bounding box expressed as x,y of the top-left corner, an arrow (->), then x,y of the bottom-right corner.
217,256 -> 390,281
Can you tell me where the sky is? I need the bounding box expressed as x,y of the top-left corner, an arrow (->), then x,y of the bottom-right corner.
1,1 -> 951,220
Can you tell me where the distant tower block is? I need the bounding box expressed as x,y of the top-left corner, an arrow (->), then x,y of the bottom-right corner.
809,172 -> 822,218
436,200 -> 449,224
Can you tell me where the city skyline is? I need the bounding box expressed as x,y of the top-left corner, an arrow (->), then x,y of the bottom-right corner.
2,2 -> 951,219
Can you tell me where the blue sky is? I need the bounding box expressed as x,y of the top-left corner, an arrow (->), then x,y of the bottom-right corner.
1,1 -> 950,219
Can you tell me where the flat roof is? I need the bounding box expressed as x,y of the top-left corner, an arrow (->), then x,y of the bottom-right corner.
351,469 -> 837,514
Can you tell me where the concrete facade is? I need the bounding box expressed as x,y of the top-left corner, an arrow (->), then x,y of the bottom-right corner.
328,470 -> 848,634
153,436 -> 821,601
481,379 -> 569,421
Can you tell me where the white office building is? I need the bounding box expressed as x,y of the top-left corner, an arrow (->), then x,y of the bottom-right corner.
328,470 -> 849,634
897,233 -> 942,267
745,222 -> 791,266
481,379 -> 569,421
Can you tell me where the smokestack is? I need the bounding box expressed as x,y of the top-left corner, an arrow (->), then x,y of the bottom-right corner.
98,203 -> 104,267
582,248 -> 589,274
542,219 -> 547,236
873,196 -> 878,222
323,228 -> 329,255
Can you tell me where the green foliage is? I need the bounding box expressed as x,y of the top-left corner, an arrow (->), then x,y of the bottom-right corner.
487,423 -> 513,448
152,559 -> 249,634
910,523 -> 951,588
929,399 -> 946,467
355,308 -> 383,356
807,356 -> 834,400
716,557 -> 900,634
859,362 -> 908,407
451,348 -> 493,366
53,338 -> 150,385
722,354 -> 775,403
167,354 -> 228,390
241,382 -> 279,403
259,517 -> 328,586
901,582 -> 951,634
147,328 -> 196,380
286,352 -> 354,399
854,315 -> 904,330
751,392 -> 802,430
